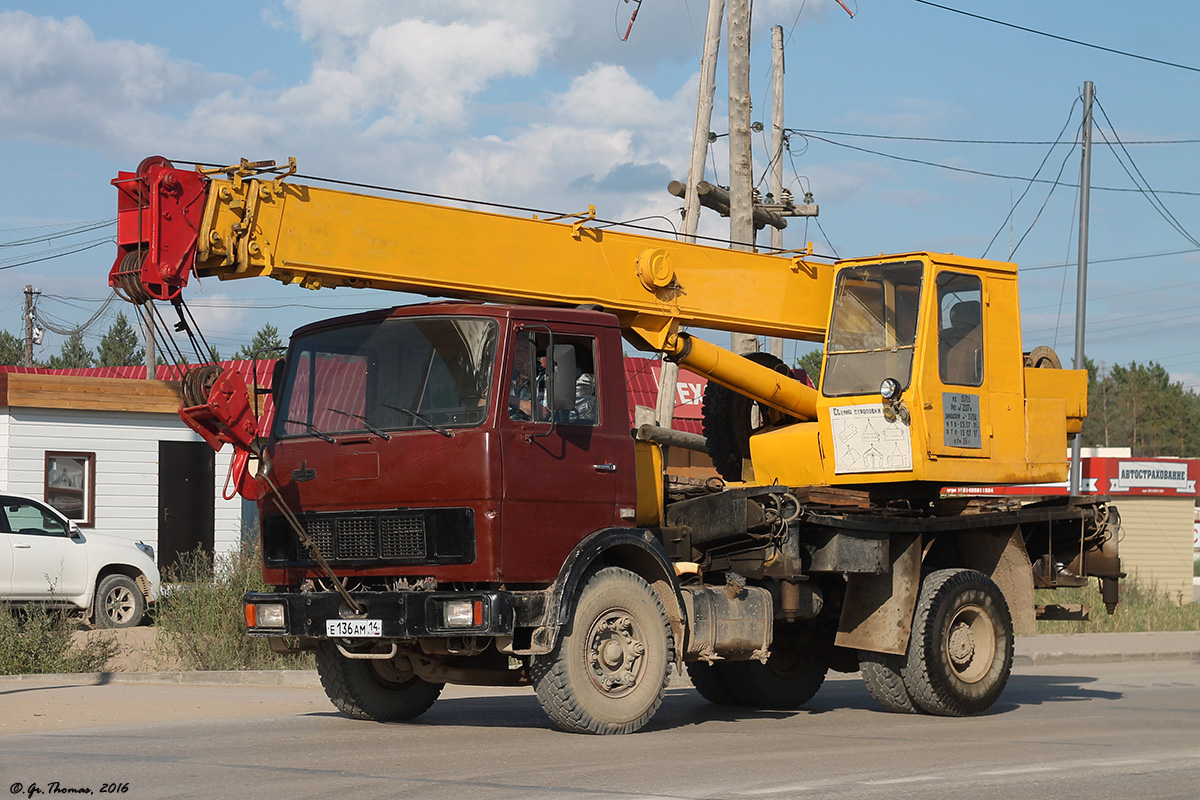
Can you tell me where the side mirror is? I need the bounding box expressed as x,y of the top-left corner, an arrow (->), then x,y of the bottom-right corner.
268,359 -> 285,396
69,521 -> 83,540
548,344 -> 577,412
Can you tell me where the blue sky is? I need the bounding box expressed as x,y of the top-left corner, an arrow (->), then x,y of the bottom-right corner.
1,1 -> 1197,389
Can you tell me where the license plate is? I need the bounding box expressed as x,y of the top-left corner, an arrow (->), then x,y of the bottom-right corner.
326,619 -> 382,638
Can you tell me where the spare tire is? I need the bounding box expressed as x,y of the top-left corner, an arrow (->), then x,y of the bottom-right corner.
701,352 -> 797,482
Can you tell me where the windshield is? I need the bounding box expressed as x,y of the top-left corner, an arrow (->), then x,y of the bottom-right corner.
274,316 -> 499,438
823,261 -> 923,397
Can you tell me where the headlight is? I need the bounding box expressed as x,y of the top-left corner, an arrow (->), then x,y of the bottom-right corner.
245,602 -> 286,629
135,541 -> 155,561
442,599 -> 483,628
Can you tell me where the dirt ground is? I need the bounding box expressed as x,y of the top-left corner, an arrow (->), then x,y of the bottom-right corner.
70,625 -> 182,671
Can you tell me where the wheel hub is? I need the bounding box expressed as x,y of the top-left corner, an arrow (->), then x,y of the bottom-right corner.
948,621 -> 975,666
586,612 -> 645,696
944,602 -> 996,684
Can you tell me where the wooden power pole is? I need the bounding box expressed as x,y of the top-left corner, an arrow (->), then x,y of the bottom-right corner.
768,25 -> 785,361
656,0 -> 725,429
23,285 -> 37,367
727,0 -> 758,357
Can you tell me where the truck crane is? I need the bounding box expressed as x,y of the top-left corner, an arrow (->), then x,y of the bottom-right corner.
111,157 -> 1121,734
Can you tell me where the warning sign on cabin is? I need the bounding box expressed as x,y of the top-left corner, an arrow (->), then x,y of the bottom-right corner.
830,404 -> 913,474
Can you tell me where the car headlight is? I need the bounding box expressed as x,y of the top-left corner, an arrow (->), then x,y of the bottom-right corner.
245,602 -> 286,629
442,599 -> 483,628
135,541 -> 155,561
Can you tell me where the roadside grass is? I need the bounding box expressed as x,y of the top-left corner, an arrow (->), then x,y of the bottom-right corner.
0,603 -> 119,675
1037,576 -> 1200,634
150,540 -> 314,671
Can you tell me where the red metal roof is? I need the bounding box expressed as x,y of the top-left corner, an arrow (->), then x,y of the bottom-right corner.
4,357 -> 711,434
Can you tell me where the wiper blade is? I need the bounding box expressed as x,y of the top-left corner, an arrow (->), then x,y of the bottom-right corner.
382,403 -> 454,438
281,418 -> 336,443
326,408 -> 392,441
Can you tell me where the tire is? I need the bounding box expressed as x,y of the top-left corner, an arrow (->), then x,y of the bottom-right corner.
686,660 -> 740,705
94,574 -> 146,629
702,352 -> 797,482
720,649 -> 828,709
315,642 -> 444,722
859,651 -> 918,713
900,569 -> 1014,717
532,567 -> 674,734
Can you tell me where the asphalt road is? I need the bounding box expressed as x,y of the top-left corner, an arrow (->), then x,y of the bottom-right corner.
3,659 -> 1198,800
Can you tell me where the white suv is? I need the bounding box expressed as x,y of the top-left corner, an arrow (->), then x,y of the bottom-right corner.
0,493 -> 161,628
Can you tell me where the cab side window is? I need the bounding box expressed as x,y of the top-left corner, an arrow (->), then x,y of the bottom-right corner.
1,500 -> 69,537
506,332 -> 599,426
938,272 -> 984,387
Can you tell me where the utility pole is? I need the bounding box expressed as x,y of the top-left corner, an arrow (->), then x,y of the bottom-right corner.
23,285 -> 38,368
655,0 -> 725,429
1069,80 -> 1094,495
767,25 -> 785,361
727,0 -> 757,356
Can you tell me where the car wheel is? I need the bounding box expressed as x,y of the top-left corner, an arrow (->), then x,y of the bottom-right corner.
94,574 -> 146,628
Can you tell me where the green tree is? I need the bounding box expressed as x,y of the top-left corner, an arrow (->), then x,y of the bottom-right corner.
45,332 -> 96,369
235,323 -> 283,360
1082,359 -> 1200,457
796,348 -> 823,389
0,330 -> 23,366
96,311 -> 145,367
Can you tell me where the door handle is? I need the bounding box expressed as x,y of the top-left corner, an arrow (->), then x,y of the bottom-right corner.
593,463 -> 617,473
14,543 -> 31,549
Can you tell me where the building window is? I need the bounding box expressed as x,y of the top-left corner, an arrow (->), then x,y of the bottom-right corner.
45,452 -> 96,527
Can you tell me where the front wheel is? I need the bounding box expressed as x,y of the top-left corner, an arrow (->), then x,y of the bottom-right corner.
94,574 -> 146,629
901,569 -> 1014,717
315,642 -> 444,722
532,567 -> 674,734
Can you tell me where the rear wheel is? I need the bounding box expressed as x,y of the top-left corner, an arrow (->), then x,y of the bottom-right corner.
720,649 -> 827,709
532,567 -> 674,734
686,660 -> 740,705
315,642 -> 443,722
94,574 -> 145,629
859,651 -> 918,713
901,569 -> 1013,717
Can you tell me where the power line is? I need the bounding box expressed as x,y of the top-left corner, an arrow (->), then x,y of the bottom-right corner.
1021,247 -> 1200,273
911,0 -> 1200,74
791,128 -> 1200,146
980,99 -> 1079,258
793,131 -> 1200,196
0,238 -> 112,271
0,219 -> 115,248
1093,98 -> 1200,248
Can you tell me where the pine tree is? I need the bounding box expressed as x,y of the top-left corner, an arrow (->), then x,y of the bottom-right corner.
235,323 -> 283,360
96,311 -> 145,367
0,330 -> 22,366
45,332 -> 96,369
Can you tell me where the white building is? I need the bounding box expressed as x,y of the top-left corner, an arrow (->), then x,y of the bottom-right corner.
0,370 -> 244,573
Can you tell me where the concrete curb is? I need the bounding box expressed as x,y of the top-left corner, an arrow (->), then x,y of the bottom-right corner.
0,669 -> 322,688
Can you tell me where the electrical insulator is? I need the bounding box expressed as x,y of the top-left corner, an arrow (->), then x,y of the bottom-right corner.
752,188 -> 761,204
781,188 -> 793,207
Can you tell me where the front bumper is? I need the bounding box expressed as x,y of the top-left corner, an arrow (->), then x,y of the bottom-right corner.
244,590 -> 516,639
